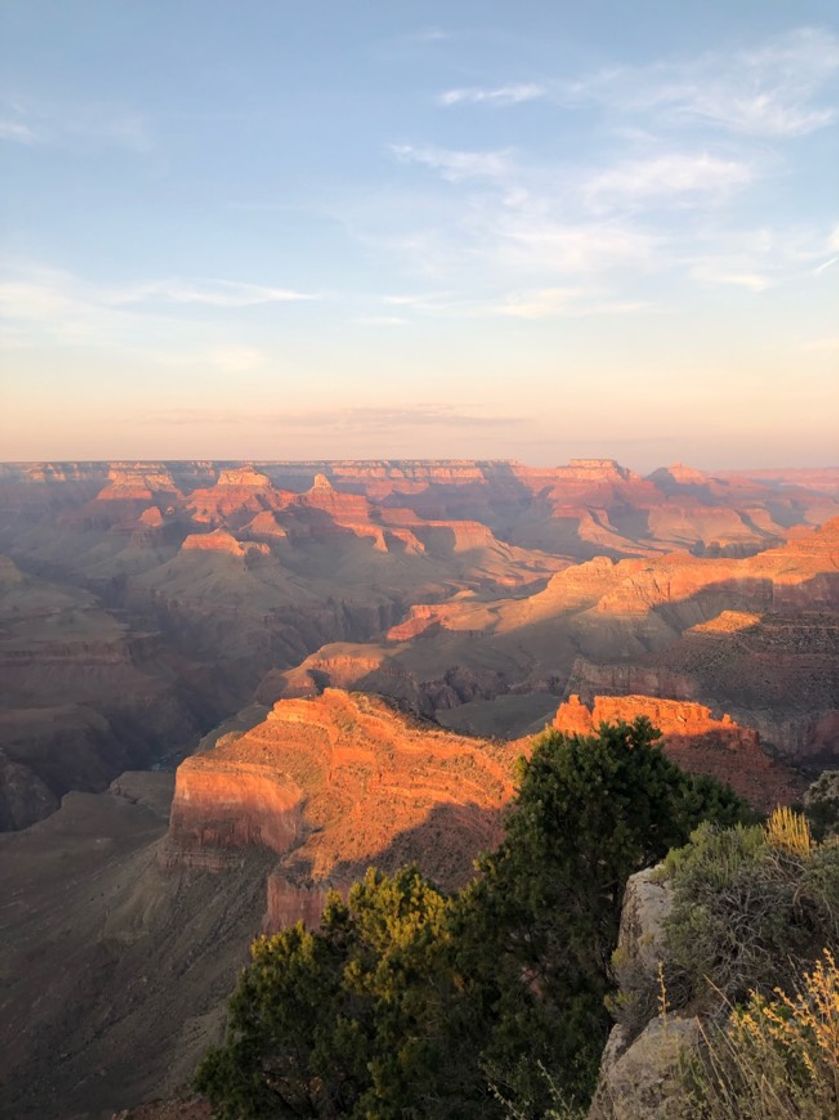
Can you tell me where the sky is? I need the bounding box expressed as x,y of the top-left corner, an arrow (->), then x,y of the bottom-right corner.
1,1 -> 838,470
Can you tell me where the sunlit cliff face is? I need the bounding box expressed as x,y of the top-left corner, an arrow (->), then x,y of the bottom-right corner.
159,685 -> 803,935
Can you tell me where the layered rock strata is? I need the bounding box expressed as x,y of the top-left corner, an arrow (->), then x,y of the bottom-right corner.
164,687 -> 803,936
164,689 -> 516,929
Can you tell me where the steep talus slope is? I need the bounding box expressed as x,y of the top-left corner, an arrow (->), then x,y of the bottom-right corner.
0,773 -> 272,1120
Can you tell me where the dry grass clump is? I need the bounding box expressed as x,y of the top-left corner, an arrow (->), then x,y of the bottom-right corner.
684,948 -> 839,1119
765,805 -> 812,856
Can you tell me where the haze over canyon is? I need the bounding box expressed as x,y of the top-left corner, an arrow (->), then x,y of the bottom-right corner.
0,455 -> 837,1117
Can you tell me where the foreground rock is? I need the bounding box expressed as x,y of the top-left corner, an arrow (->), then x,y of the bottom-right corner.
588,868 -> 698,1120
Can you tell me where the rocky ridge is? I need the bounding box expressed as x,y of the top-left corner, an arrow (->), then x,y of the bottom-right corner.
587,866 -> 695,1120
164,689 -> 516,929
162,686 -> 800,934
265,519 -> 839,764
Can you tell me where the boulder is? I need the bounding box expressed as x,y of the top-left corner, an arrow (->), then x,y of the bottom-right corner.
588,1015 -> 701,1120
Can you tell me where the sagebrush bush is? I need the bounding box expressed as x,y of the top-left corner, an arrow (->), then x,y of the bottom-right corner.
682,949 -> 839,1120
661,812 -> 839,1012
488,1059 -> 585,1120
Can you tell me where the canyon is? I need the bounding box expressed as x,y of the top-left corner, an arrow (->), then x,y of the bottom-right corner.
0,686 -> 802,1118
0,458 -> 837,1118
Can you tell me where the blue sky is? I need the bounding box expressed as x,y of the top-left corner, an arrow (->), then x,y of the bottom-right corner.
1,1 -> 837,467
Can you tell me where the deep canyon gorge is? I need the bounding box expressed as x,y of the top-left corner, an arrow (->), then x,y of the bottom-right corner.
1,457 -> 837,1118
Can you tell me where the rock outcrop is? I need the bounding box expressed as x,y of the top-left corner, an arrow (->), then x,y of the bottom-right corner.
554,695 -> 804,810
181,529 -> 246,556
588,867 -> 700,1120
588,1015 -> 701,1120
0,747 -> 59,830
164,689 -> 517,930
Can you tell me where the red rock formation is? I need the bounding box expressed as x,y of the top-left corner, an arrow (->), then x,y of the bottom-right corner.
163,684 -> 808,936
386,602 -> 464,641
242,510 -> 288,539
96,465 -> 180,502
138,506 -> 164,528
181,529 -> 271,559
164,690 -> 515,929
180,529 -> 246,556
553,694 -> 803,810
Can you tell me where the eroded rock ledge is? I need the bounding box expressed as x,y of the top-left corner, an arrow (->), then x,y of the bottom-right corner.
554,694 -> 804,811
163,689 -> 517,928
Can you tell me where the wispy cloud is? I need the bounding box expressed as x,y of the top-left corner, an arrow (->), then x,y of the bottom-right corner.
437,83 -> 546,107
494,216 -> 656,274
686,224 -> 839,292
405,27 -> 450,44
0,97 -> 153,152
114,279 -> 317,308
493,287 -> 653,319
390,143 -> 513,182
354,315 -> 408,326
576,27 -> 839,137
154,346 -> 269,372
584,153 -> 754,208
0,263 -> 317,347
382,292 -> 454,310
0,118 -> 38,144
691,268 -> 771,292
371,30 -> 837,299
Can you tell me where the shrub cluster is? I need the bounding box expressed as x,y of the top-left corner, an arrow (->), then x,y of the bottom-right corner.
804,769 -> 839,841
661,808 -> 839,1012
